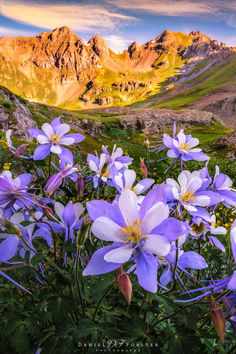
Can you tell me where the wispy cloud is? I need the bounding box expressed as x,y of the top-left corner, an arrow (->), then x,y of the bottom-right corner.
103,35 -> 132,53
0,26 -> 35,37
105,0 -> 218,16
0,0 -> 137,33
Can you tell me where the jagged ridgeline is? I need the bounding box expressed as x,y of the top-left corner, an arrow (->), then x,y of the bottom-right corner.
0,26 -> 235,127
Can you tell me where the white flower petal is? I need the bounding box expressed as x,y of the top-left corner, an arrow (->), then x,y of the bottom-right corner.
143,234 -> 170,256
188,138 -> 199,148
104,245 -> 132,263
92,217 -> 121,242
124,170 -> 136,188
54,202 -> 64,221
88,160 -> 98,172
56,124 -> 70,137
192,195 -> 210,207
186,176 -> 202,193
42,123 -> 54,137
143,202 -> 169,233
74,202 -> 84,219
60,137 -> 75,146
37,135 -> 49,144
50,144 -> 62,154
118,189 -> 139,224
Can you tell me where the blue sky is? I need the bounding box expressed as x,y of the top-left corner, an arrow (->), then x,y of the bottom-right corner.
1,0 -> 236,52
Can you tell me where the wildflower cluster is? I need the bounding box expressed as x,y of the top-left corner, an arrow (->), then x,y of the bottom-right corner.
0,119 -> 235,350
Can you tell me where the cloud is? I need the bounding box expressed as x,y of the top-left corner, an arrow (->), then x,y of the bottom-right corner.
0,26 -> 35,37
103,35 -> 132,53
105,0 -> 218,16
0,0 -> 137,33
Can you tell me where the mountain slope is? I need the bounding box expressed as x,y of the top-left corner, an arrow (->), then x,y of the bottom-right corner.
0,27 -> 233,110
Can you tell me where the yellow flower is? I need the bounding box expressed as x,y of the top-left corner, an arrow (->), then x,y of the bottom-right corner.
225,223 -> 229,227
3,163 -> 11,170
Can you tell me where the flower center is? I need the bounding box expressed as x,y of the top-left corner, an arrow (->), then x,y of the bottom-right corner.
119,218 -> 147,246
102,170 -> 110,178
49,133 -> 61,144
181,191 -> 197,203
180,142 -> 190,151
191,222 -> 205,234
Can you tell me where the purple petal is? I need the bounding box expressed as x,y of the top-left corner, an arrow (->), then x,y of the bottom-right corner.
33,228 -> 52,247
178,251 -> 208,269
64,133 -> 85,143
197,191 -> 223,206
167,149 -> 179,158
135,178 -> 154,194
87,154 -> 99,170
218,190 -> 236,207
228,270 -> 236,290
58,146 -> 73,165
47,222 -> 65,233
135,249 -> 157,293
214,174 -> 228,189
231,220 -> 236,265
83,245 -> 122,275
140,184 -> 166,220
188,207 -> 212,222
0,236 -> 18,262
18,174 -> 31,188
115,156 -> 132,164
87,200 -> 125,226
62,202 -> 76,227
209,236 -> 225,252
33,144 -> 51,160
163,134 -> 174,148
28,129 -> 45,139
182,151 -> 209,161
152,218 -> 187,242
51,117 -> 61,132
0,177 -> 12,191
0,271 -> 31,293
160,266 -> 173,286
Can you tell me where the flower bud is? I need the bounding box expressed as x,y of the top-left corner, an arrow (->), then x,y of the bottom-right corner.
118,266 -> 132,304
37,200 -> 56,221
76,174 -> 84,196
15,144 -> 28,157
140,158 -> 148,178
76,217 -> 90,248
210,296 -> 225,344
45,173 -> 62,195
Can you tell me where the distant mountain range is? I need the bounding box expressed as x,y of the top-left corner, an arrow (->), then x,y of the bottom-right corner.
0,26 -> 236,127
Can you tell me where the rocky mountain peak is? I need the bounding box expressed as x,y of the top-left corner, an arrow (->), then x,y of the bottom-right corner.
88,36 -> 109,60
37,26 -> 80,42
128,41 -> 141,59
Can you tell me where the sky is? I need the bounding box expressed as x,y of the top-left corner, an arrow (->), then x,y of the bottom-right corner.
1,0 -> 236,52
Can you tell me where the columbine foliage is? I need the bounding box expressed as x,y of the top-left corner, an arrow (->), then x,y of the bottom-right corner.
0,120 -> 235,353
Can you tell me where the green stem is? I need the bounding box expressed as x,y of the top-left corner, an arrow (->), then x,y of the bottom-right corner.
142,299 -> 204,343
75,248 -> 86,318
92,278 -> 117,322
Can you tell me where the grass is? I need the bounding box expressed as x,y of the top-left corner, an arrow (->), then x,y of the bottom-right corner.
150,53 -> 236,109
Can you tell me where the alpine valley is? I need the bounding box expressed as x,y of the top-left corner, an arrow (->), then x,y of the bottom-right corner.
0,26 -> 235,163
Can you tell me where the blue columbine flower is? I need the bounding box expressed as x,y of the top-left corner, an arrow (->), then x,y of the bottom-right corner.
0,170 -> 32,210
102,144 -> 132,170
112,169 -> 154,198
166,170 -> 222,216
29,117 -> 85,164
178,220 -> 236,302
163,128 -> 209,163
83,188 -> 186,293
48,201 -> 84,243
